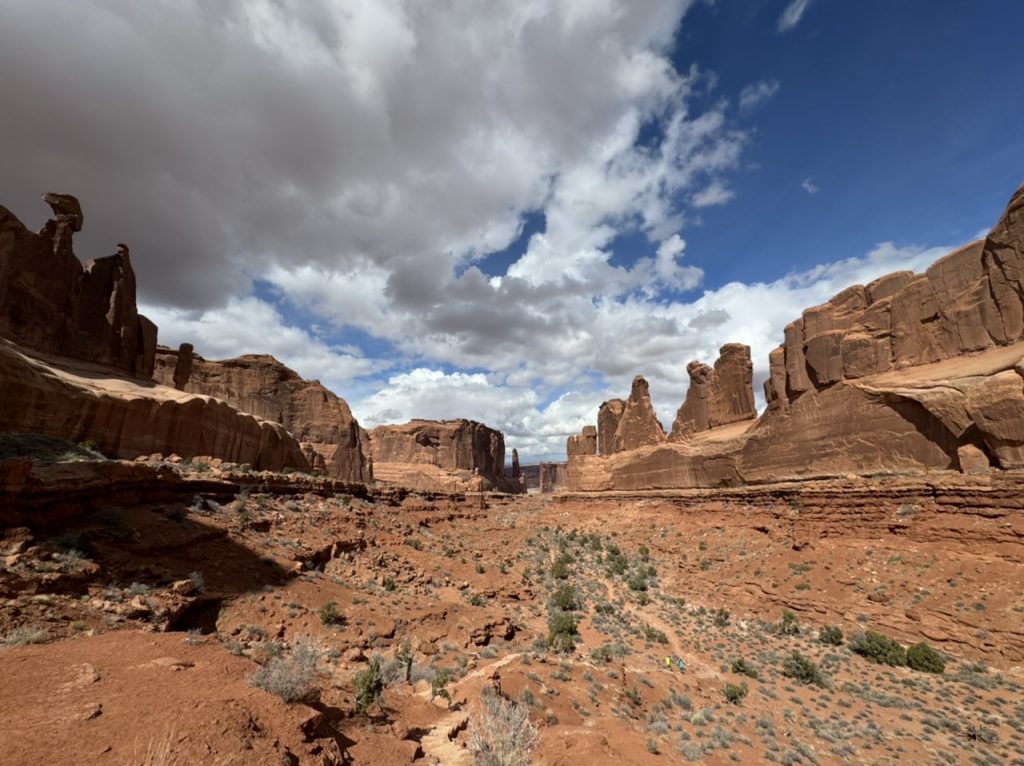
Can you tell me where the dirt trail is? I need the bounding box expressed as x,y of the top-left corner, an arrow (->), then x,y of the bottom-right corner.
419,652 -> 522,765
603,577 -> 719,681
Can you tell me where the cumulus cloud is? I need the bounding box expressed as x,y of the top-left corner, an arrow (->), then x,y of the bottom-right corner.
801,177 -> 821,194
738,79 -> 780,111
778,0 -> 813,32
0,1 -> 966,463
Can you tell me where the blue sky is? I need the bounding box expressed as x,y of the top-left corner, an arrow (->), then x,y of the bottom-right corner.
1,1 -> 1021,462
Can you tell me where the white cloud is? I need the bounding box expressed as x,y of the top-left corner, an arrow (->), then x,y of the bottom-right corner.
691,181 -> 735,208
141,296 -> 387,393
801,177 -> 820,194
778,0 -> 813,32
738,79 -> 780,111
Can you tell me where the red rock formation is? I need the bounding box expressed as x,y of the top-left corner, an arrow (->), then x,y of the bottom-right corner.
153,349 -> 371,483
0,195 -> 155,377
368,419 -> 522,493
612,376 -> 666,452
670,343 -> 756,439
568,182 -> 1024,490
0,340 -> 308,472
597,399 -> 625,455
566,426 -> 597,457
539,462 -> 567,493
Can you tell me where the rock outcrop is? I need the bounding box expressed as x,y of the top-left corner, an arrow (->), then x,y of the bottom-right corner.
153,349 -> 371,483
566,426 -> 597,457
368,419 -> 522,493
0,340 -> 308,472
0,194 -> 155,377
539,462 -> 567,493
611,376 -> 666,452
670,343 -> 756,438
567,182 -> 1024,490
597,399 -> 625,455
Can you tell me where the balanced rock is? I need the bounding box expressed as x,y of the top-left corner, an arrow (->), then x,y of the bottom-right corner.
670,343 -> 756,439
612,376 -> 666,452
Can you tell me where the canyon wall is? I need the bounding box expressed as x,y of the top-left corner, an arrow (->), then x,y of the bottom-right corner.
368,419 -> 523,493
154,348 -> 371,483
566,182 -> 1024,490
0,340 -> 307,471
0,193 -> 309,472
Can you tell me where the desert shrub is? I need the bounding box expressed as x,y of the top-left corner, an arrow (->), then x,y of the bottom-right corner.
468,690 -> 539,766
430,668 -> 452,703
3,626 -> 48,646
383,575 -> 396,592
627,569 -> 649,592
781,651 -> 827,687
318,601 -> 343,626
818,625 -> 844,645
549,584 -> 579,611
249,640 -> 320,703
731,658 -> 760,680
849,630 -> 906,666
353,658 -> 384,713
547,612 -> 578,653
906,642 -> 945,674
712,608 -> 730,628
550,552 -> 573,580
604,548 -> 629,576
723,683 -> 748,705
776,610 -> 800,636
642,625 -> 668,645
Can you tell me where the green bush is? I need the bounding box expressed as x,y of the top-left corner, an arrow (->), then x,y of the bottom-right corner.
731,658 -> 759,680
430,668 -> 452,703
318,601 -> 343,626
723,683 -> 748,705
642,625 -> 668,644
818,625 -> 844,645
781,651 -> 827,687
550,585 -> 579,611
547,611 -> 578,653
550,552 -> 573,580
906,642 -> 945,674
849,630 -> 906,666
353,658 -> 384,713
776,610 -> 800,636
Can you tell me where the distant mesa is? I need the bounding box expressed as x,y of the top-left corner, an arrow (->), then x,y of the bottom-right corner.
369,419 -> 525,494
566,181 -> 1024,490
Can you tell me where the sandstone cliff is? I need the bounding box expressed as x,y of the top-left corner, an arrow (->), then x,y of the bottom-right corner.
368,419 -> 523,493
0,194 -> 155,377
154,348 -> 371,483
567,182 -> 1024,490
0,340 -> 308,471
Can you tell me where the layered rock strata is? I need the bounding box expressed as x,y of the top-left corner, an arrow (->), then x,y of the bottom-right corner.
153,349 -> 371,483
368,419 -> 522,493
0,340 -> 308,472
568,182 -> 1024,490
0,194 -> 155,377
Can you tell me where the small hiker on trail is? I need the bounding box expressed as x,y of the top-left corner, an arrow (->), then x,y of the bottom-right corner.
664,656 -> 672,669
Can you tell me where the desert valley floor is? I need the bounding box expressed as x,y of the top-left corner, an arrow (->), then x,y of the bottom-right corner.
2,454 -> 1022,766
